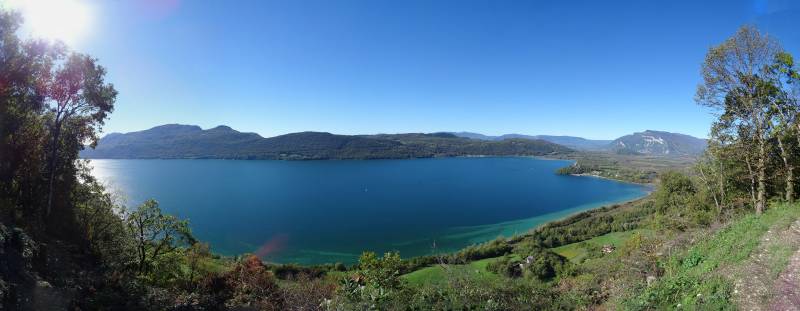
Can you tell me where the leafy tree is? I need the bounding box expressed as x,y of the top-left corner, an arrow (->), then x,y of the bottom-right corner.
0,11 -> 51,225
0,9 -> 116,234
653,171 -> 696,213
42,48 -> 117,222
768,52 -> 800,202
125,199 -> 194,280
184,241 -> 212,287
72,161 -> 133,268
357,251 -> 404,290
696,26 -> 790,214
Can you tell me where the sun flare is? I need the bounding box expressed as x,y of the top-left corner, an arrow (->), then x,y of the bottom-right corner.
5,0 -> 91,45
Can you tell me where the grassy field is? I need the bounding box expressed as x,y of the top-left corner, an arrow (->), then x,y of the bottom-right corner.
402,256 -> 515,285
552,230 -> 644,262
404,230 -> 645,285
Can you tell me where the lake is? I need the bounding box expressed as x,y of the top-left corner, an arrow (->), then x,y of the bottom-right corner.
89,157 -> 649,265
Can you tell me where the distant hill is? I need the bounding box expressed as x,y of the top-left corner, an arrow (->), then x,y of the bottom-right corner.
610,130 -> 706,156
452,130 -> 706,156
523,135 -> 612,151
81,125 -> 574,160
450,132 -> 611,151
450,132 -> 497,141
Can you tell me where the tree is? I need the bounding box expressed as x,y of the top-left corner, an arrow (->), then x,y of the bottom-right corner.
185,241 -> 212,287
696,26 -> 784,214
0,9 -> 117,231
0,11 -> 51,225
126,199 -> 194,278
653,171 -> 696,213
768,52 -> 800,202
72,161 -> 133,267
357,251 -> 404,291
43,51 -> 117,221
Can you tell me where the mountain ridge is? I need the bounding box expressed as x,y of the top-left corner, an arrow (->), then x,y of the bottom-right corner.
610,130 -> 707,156
450,130 -> 706,156
449,132 -> 612,150
81,125 -> 573,160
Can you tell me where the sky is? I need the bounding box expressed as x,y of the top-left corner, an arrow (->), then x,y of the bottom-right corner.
8,0 -> 800,139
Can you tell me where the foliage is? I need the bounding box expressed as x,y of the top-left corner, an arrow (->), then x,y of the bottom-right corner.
696,25 -> 800,214
223,255 -> 282,309
125,199 -> 194,285
356,251 -> 404,291
523,199 -> 653,249
651,171 -> 718,230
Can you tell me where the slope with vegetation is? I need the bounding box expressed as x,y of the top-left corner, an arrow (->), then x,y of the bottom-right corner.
2,6 -> 800,310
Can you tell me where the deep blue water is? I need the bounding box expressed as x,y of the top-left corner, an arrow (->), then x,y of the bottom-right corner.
89,157 -> 648,265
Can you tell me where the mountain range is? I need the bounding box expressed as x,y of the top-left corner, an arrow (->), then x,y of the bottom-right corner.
81,125 -> 707,160
451,130 -> 706,156
81,124 -> 572,160
450,132 -> 613,151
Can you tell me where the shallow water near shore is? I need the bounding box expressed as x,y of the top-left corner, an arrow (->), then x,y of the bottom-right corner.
89,157 -> 648,265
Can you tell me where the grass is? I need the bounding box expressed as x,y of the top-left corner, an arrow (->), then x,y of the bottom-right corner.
626,203 -> 800,310
402,256 -> 512,286
553,230 -> 643,262
766,243 -> 794,278
404,229 -> 645,285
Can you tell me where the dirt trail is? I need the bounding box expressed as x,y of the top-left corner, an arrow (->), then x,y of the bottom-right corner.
731,219 -> 800,311
767,221 -> 800,311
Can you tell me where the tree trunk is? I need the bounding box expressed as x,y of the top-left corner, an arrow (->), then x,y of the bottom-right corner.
746,153 -> 758,209
756,136 -> 767,214
777,135 -> 794,203
718,152 -> 727,207
45,123 -> 62,218
698,163 -> 721,212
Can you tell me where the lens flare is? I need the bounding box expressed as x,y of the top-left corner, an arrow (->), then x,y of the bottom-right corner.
5,0 -> 92,45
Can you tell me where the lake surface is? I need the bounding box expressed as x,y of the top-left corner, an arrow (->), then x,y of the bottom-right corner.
89,157 -> 649,265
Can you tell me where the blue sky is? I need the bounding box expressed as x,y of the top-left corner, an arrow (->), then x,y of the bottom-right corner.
53,0 -> 800,139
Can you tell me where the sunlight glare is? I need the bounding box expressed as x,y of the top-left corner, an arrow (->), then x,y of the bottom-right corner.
6,0 -> 91,45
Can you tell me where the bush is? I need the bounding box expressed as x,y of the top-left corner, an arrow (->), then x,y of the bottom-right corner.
223,255 -> 282,309
652,171 -> 715,230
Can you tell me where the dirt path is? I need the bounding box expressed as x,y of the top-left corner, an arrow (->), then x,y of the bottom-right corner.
731,219 -> 800,311
767,222 -> 800,311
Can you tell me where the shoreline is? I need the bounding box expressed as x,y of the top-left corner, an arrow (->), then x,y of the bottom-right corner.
442,188 -> 651,246
568,172 -> 655,187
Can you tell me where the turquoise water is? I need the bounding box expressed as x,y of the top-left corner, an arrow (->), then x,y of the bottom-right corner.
89,157 -> 648,265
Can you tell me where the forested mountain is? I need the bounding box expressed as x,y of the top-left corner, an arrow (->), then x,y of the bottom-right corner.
81,125 -> 574,159
610,130 -> 707,156
451,130 -> 704,155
